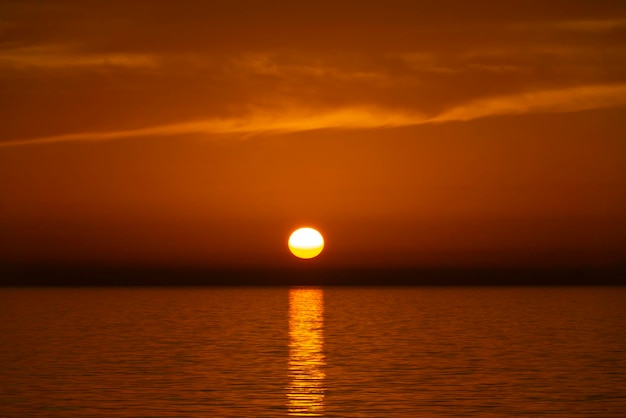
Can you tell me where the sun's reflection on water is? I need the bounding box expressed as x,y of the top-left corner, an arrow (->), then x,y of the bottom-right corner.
287,288 -> 325,417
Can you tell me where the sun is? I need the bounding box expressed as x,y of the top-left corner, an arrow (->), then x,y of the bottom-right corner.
288,227 -> 324,259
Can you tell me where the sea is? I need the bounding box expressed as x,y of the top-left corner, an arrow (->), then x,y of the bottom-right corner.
1,286 -> 625,417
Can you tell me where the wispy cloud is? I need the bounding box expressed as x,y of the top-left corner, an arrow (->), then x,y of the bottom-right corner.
0,107 -> 423,147
3,83 -> 626,147
0,45 -> 158,69
553,18 -> 626,32
434,84 -> 626,122
2,2 -> 626,147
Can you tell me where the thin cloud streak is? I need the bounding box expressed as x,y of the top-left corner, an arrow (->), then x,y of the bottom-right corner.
0,108 -> 424,147
0,45 -> 158,69
433,84 -> 626,122
3,83 -> 626,147
553,18 -> 626,32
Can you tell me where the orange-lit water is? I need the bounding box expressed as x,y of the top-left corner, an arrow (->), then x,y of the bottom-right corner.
1,286 -> 625,417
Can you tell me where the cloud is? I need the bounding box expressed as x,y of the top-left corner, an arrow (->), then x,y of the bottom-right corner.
3,83 -> 626,147
0,45 -> 158,69
552,18 -> 626,32
0,107 -> 423,147
1,1 -> 626,146
434,84 -> 626,123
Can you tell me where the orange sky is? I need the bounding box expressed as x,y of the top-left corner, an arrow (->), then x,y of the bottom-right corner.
1,1 -> 625,269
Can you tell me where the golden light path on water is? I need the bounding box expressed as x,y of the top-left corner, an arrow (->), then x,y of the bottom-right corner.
287,288 -> 326,416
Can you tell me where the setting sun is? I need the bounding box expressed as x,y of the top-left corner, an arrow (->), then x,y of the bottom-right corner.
288,228 -> 324,259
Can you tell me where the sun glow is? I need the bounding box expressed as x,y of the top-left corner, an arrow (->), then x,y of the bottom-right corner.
288,228 -> 324,259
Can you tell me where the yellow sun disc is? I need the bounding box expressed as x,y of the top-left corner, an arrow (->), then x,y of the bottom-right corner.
288,227 -> 324,259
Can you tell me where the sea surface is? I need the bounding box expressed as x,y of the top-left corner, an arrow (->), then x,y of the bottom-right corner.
1,286 -> 625,417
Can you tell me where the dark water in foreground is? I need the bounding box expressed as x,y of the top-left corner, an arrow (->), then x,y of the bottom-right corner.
1,287 -> 625,417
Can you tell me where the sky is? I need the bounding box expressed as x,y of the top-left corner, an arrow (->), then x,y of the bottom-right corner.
1,0 -> 625,272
